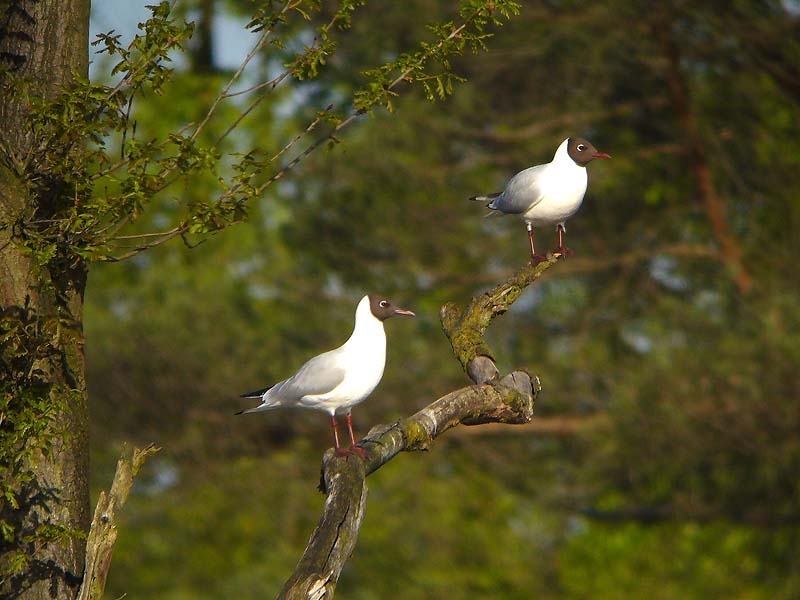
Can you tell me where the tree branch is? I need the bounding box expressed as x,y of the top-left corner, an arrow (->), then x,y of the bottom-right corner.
189,0 -> 295,143
277,371 -> 540,600
278,257 -> 558,599
441,255 -> 560,384
77,444 -> 159,600
448,414 -> 610,437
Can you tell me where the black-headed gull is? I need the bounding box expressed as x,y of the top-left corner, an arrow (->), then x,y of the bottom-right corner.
238,294 -> 415,457
471,137 -> 610,265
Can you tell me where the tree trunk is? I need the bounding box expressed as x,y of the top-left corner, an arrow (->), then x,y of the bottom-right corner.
0,1 -> 91,599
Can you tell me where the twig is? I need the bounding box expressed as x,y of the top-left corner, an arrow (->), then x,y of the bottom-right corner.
189,0 -> 295,143
212,72 -> 293,146
102,225 -> 188,261
259,4 -> 497,198
221,70 -> 291,99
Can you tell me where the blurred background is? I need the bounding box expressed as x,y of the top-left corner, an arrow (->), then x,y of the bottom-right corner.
86,1 -> 800,598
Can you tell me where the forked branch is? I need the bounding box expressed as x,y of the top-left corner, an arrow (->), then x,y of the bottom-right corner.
441,255 -> 560,383
278,258 -> 560,599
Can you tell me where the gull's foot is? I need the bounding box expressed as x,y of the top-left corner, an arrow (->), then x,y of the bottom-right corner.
553,246 -> 573,259
530,254 -> 548,266
335,445 -> 368,459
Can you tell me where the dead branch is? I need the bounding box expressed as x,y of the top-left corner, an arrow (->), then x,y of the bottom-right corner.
277,257 -> 561,599
77,444 -> 159,600
277,371 -> 539,600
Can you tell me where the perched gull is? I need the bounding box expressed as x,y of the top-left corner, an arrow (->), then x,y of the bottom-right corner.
471,137 -> 610,265
238,294 -> 415,457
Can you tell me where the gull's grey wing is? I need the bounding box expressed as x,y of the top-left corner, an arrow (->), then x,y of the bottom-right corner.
274,349 -> 346,400
489,164 -> 546,214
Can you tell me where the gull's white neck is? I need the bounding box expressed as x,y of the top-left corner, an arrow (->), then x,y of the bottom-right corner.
343,295 -> 386,352
551,138 -> 580,168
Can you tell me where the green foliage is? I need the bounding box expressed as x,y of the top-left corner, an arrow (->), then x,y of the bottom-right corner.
593,291 -> 800,523
560,521 -> 800,600
102,441 -> 551,599
97,1 -> 195,93
354,0 -> 520,111
101,437 -> 800,600
101,446 -> 325,599
284,0 -> 369,81
1,3 -> 199,269
4,1 -> 517,593
0,304 -> 88,576
1,0 -> 518,278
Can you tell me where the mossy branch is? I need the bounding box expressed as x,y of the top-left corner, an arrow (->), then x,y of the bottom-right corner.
77,444 -> 159,600
279,259 -> 559,598
278,371 -> 539,600
441,255 -> 560,383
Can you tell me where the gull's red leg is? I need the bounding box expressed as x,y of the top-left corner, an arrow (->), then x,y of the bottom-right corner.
331,415 -> 341,450
555,224 -> 573,258
340,413 -> 367,458
527,224 -> 546,266
346,413 -> 358,446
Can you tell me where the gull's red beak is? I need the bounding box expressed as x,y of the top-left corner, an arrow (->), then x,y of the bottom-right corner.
592,151 -> 611,159
393,307 -> 416,317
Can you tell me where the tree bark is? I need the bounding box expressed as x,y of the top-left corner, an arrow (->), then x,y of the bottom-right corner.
0,1 -> 91,599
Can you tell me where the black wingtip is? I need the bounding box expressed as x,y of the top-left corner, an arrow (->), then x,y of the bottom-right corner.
234,409 -> 246,416
239,385 -> 273,399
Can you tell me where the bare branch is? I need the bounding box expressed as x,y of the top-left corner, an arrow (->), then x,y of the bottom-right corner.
222,71 -> 292,99
212,72 -> 294,146
250,108 -> 335,193
101,225 -> 189,261
278,371 -> 540,599
256,113 -> 359,193
277,457 -> 368,600
77,444 -> 159,600
260,4 -> 506,198
279,253 -> 555,598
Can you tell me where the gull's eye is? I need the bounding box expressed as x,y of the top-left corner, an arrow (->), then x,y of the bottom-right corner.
379,300 -> 389,308
577,143 -> 586,152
